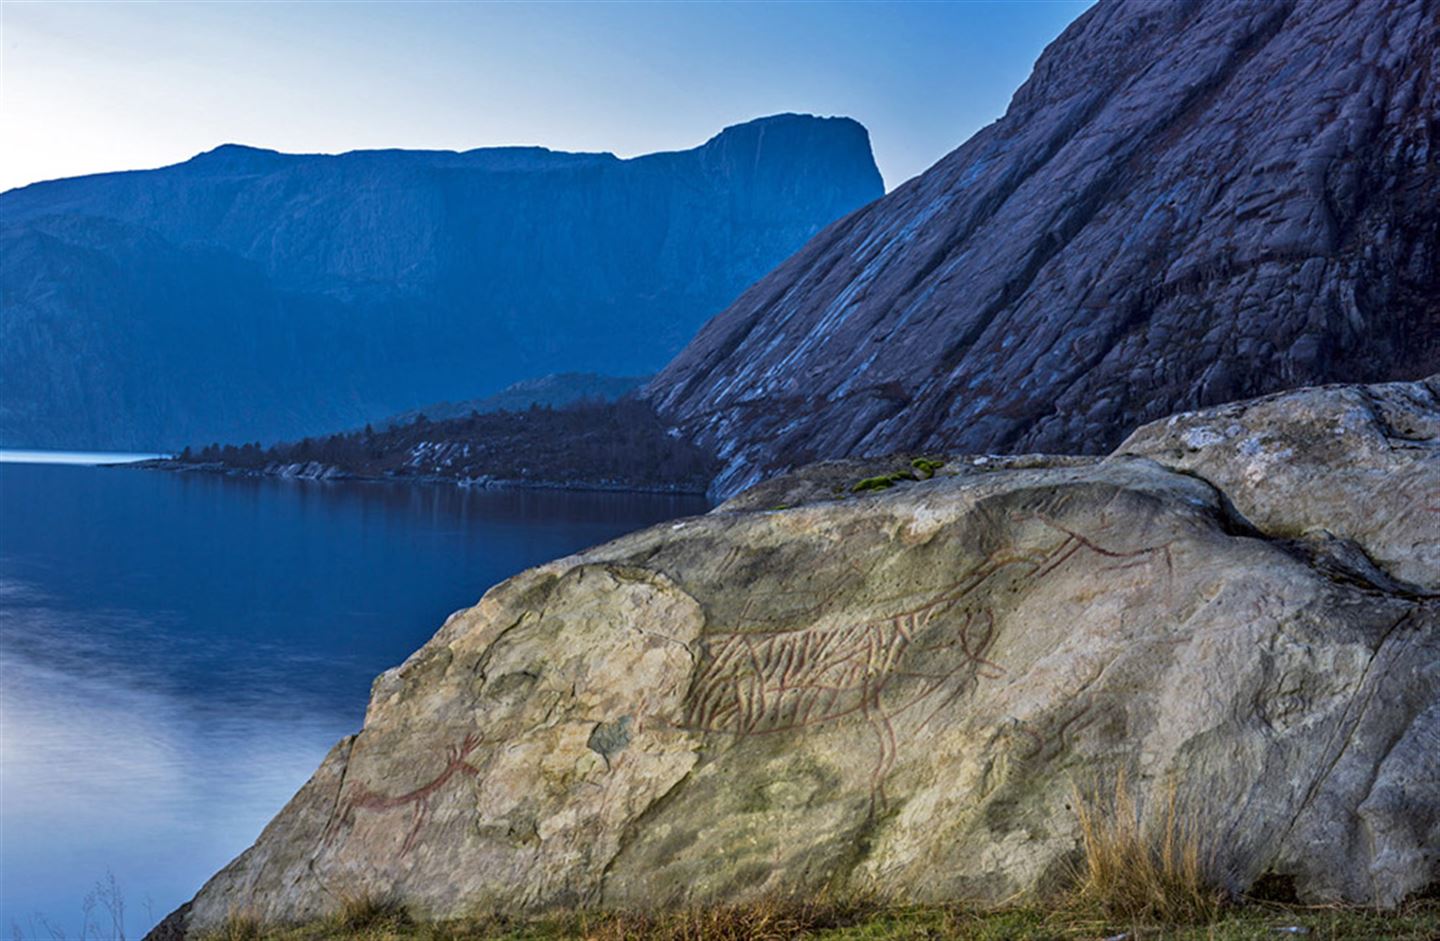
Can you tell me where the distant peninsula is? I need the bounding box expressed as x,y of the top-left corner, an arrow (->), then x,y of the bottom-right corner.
145,396 -> 717,496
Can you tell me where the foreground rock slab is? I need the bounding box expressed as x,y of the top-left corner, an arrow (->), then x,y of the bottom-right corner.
154,379 -> 1438,938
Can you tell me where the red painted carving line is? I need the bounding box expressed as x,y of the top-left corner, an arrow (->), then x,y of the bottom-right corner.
876,540 -> 1098,623
861,686 -> 898,809
1014,725 -> 1047,761
677,601 -> 1008,813
959,610 -> 1004,679
1020,515 -> 1175,582
675,514 -> 1179,809
689,598 -> 998,729
1032,537 -> 1087,580
1052,701 -> 1098,752
334,515 -> 1176,846
336,733 -> 484,854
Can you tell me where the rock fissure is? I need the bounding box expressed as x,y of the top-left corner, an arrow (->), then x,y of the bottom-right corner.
1274,609 -> 1414,854
594,763 -> 701,906
313,737 -> 357,870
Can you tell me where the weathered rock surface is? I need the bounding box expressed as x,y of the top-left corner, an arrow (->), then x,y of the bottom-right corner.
1119,375 -> 1440,593
154,378 -> 1438,938
0,114 -> 882,451
646,0 -> 1439,499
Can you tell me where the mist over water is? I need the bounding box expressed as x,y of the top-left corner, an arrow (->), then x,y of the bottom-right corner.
0,461 -> 705,937
0,449 -> 168,465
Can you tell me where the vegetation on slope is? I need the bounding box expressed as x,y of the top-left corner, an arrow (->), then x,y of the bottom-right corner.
376,373 -> 648,430
176,399 -> 718,493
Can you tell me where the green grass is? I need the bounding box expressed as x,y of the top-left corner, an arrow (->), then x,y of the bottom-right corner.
199,898 -> 1440,941
850,457 -> 947,493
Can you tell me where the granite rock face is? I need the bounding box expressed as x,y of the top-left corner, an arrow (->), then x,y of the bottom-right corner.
153,378 -> 1439,938
0,115 -> 882,450
647,0 -> 1439,499
1118,375 -> 1440,592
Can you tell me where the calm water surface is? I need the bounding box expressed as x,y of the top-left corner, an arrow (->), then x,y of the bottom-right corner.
0,456 -> 705,937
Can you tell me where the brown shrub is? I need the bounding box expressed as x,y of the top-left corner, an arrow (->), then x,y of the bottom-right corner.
1068,769 -> 1225,925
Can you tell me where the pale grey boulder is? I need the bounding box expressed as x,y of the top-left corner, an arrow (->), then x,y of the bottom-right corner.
1118,375 -> 1440,591
154,379 -> 1439,938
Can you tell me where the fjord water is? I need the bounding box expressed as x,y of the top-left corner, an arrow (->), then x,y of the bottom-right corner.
0,455 -> 705,937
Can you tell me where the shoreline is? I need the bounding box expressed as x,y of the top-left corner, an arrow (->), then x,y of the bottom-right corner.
129,458 -> 713,499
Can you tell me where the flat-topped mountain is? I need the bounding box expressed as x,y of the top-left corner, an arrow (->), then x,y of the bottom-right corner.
0,114 -> 883,450
647,0 -> 1438,497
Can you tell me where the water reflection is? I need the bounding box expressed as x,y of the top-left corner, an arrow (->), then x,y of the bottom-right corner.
0,462 -> 705,937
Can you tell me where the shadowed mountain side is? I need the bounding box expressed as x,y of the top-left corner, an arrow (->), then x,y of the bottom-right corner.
646,0 -> 1439,498
1,114 -> 883,451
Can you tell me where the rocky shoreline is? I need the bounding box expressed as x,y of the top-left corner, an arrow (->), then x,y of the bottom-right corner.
131,458 -> 712,497
131,397 -> 720,498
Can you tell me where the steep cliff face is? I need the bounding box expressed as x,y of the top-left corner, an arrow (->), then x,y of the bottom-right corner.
647,0 -> 1439,498
0,114 -> 883,450
150,377 -> 1440,939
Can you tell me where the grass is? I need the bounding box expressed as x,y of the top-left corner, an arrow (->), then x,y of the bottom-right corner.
191,770 -> 1438,941
210,911 -> 262,941
1068,770 -> 1223,924
192,898 -> 1440,941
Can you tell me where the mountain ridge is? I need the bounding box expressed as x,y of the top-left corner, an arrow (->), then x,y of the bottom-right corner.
1,113 -> 883,450
3,113 -> 870,196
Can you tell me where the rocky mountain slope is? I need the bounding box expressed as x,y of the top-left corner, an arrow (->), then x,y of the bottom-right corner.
0,114 -> 882,451
647,0 -> 1439,498
150,376 -> 1439,938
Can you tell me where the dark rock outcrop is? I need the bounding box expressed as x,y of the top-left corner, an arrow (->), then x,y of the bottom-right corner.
647,0 -> 1439,498
0,115 -> 883,450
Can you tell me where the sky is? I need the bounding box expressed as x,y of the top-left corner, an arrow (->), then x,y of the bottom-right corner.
0,0 -> 1092,195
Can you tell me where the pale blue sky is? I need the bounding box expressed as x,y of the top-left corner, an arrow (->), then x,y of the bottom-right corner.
0,0 -> 1091,194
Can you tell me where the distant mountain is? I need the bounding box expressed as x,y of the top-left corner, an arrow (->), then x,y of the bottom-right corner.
376,372 -> 647,429
647,0 -> 1439,497
0,114 -> 883,450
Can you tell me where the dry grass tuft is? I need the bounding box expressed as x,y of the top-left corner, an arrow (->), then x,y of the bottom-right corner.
329,892 -> 412,934
211,909 -> 262,941
1068,769 -> 1225,925
573,893 -> 882,941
